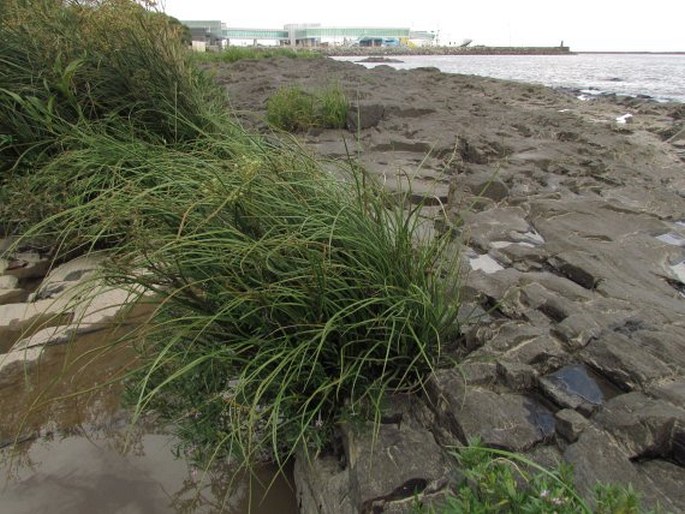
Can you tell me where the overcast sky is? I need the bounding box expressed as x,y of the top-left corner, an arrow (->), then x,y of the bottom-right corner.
161,0 -> 684,52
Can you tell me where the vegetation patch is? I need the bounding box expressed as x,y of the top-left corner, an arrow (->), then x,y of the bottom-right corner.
192,46 -> 321,64
266,85 -> 348,131
417,443 -> 653,514
0,0 -> 459,471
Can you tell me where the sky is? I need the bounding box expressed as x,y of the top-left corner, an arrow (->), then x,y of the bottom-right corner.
160,0 -> 685,52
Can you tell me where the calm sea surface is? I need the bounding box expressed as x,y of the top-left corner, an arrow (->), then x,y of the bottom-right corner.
334,53 -> 685,103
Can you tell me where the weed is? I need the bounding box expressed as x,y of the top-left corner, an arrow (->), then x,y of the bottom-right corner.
415,441 -> 653,514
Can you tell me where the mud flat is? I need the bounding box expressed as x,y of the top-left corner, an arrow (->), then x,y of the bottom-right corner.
209,56 -> 685,512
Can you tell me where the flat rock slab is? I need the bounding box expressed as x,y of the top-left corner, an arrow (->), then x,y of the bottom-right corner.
594,392 -> 685,461
539,363 -> 611,415
343,422 -> 454,513
581,332 -> 673,390
429,369 -> 555,451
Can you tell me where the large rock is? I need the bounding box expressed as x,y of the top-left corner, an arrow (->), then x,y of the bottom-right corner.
343,422 -> 454,513
594,392 -> 685,461
294,452 -> 356,514
428,368 -> 555,451
294,416 -> 455,514
0,300 -> 73,354
581,332 -> 673,391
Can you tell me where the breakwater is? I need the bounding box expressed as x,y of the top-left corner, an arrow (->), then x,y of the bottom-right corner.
319,45 -> 573,57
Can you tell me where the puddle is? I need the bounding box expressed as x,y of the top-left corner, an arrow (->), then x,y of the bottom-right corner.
0,306 -> 297,514
539,364 -> 619,415
469,254 -> 505,274
1,432 -> 295,514
656,232 -> 685,246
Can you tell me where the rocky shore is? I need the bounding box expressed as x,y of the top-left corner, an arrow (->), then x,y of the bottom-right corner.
319,45 -> 572,57
212,57 -> 685,512
2,55 -> 684,513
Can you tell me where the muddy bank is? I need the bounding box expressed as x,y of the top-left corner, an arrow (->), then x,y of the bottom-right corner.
209,56 -> 685,511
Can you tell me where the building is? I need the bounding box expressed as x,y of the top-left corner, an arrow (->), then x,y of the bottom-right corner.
181,20 -> 435,47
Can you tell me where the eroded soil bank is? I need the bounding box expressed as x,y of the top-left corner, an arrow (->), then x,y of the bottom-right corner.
208,56 -> 685,512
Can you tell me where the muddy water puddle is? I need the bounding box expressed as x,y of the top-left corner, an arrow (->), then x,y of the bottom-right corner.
0,308 -> 297,513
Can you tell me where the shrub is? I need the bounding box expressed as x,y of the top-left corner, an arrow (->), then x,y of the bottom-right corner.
266,85 -> 348,131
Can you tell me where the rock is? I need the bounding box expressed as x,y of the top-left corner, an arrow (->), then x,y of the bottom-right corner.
0,275 -> 26,304
32,252 -> 106,301
294,452 -> 356,514
539,364 -> 608,415
458,361 -> 498,386
648,379 -> 685,409
564,426 -> 643,498
0,345 -> 43,387
452,172 -> 509,202
594,392 -> 685,460
496,360 -> 538,390
429,369 -> 555,451
343,422 -> 454,513
347,101 -> 385,131
547,252 -> 602,290
502,335 -> 569,373
551,314 -> 601,350
0,300 -> 73,354
637,460 -> 685,513
555,409 -> 589,442
581,332 -> 673,391
0,252 -> 50,280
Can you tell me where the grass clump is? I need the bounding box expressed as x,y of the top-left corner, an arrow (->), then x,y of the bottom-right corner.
192,46 -> 321,64
416,443 -> 653,514
0,0 -> 228,179
0,0 -> 460,472
266,85 -> 348,131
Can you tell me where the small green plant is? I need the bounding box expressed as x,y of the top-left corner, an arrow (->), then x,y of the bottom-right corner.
266,85 -> 348,131
415,442 -> 652,513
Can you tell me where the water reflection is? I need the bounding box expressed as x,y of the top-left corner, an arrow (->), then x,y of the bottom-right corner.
0,312 -> 296,514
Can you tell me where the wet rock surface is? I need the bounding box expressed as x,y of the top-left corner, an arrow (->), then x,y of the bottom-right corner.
210,57 -> 685,512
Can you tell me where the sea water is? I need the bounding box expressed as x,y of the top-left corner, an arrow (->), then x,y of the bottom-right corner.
334,53 -> 685,102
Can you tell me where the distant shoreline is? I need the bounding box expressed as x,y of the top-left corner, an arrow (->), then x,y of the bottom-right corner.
318,45 -> 573,57
576,51 -> 685,55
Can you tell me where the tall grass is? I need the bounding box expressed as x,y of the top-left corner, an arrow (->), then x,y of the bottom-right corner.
48,135 -> 460,464
0,0 -> 461,471
0,0 -> 229,178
